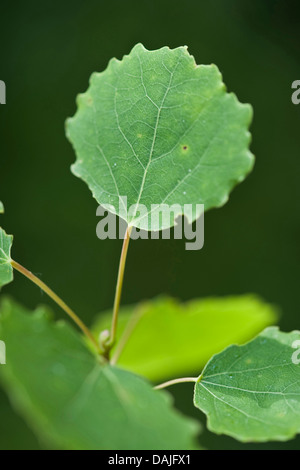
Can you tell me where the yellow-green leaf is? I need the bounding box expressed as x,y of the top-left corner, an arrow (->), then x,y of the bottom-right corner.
92,295 -> 277,381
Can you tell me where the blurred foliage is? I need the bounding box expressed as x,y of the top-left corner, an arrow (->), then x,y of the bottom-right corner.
0,298 -> 199,450
0,0 -> 299,450
92,295 -> 277,381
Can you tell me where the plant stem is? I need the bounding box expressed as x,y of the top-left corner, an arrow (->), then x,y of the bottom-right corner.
108,226 -> 132,351
10,259 -> 101,354
154,377 -> 198,390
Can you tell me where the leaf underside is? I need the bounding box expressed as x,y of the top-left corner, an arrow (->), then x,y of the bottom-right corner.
0,298 -> 199,450
194,327 -> 300,442
92,295 -> 277,382
66,43 -> 254,230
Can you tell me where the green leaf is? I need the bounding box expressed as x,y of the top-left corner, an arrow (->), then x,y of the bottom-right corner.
0,298 -> 199,450
66,44 -> 254,230
0,202 -> 4,214
92,296 -> 277,382
0,228 -> 13,288
194,327 -> 300,442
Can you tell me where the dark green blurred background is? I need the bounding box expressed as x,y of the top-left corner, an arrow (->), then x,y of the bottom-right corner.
0,0 -> 299,450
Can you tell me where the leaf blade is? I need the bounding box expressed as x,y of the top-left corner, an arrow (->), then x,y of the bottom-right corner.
194,327 -> 300,442
66,44 -> 254,230
0,228 -> 13,288
0,298 -> 199,450
92,295 -> 277,381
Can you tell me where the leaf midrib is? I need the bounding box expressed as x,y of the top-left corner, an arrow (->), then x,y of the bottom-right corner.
128,52 -> 181,224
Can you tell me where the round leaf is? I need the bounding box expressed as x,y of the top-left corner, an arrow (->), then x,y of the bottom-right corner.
66,44 -> 254,230
194,327 -> 300,442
